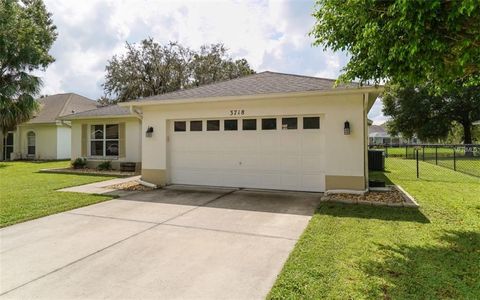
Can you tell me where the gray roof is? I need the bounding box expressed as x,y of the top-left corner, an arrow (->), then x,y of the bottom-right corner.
60,105 -> 132,120
134,71 -> 363,103
28,93 -> 97,123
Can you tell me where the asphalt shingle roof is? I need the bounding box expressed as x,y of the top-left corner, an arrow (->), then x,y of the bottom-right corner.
60,105 -> 132,119
134,71 -> 361,103
28,93 -> 97,123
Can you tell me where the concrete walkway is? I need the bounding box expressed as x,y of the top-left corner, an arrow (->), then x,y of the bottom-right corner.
58,175 -> 141,194
0,186 -> 321,299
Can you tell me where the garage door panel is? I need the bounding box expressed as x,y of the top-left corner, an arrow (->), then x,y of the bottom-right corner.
256,154 -> 283,171
169,117 -> 326,192
280,156 -> 301,172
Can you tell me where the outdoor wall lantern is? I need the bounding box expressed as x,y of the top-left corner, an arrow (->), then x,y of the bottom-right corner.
146,126 -> 154,137
344,121 -> 351,135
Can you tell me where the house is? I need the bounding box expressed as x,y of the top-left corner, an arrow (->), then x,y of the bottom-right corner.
60,105 -> 142,171
0,93 -> 98,161
64,71 -> 382,192
368,124 -> 420,145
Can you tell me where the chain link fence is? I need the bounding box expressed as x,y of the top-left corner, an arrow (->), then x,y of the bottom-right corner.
368,144 -> 480,178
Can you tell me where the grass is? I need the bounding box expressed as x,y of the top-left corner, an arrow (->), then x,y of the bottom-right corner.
0,161 -> 115,228
268,158 -> 480,299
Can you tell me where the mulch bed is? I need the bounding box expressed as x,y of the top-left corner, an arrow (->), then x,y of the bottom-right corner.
40,167 -> 136,177
109,181 -> 154,191
322,186 -> 418,207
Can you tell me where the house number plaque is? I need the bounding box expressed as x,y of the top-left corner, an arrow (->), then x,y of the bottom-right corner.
229,109 -> 245,116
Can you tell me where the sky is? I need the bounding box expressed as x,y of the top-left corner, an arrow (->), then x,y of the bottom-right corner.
39,0 -> 387,124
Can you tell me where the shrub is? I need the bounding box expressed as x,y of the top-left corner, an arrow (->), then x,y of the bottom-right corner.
72,157 -> 87,169
97,161 -> 112,171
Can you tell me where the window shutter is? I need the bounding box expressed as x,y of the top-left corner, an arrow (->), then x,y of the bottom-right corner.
81,124 -> 88,157
119,123 -> 126,158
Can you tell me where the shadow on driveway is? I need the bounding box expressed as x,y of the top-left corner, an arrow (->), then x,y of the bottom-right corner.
116,186 -> 322,216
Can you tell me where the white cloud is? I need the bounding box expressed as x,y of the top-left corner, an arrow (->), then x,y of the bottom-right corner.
38,0 -> 386,126
367,99 -> 389,125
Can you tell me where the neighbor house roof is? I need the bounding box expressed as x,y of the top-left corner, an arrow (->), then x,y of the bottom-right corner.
27,93 -> 98,124
60,105 -> 133,120
130,71 -> 371,103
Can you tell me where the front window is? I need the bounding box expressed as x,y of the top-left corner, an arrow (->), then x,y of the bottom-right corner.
27,131 -> 36,155
90,124 -> 119,156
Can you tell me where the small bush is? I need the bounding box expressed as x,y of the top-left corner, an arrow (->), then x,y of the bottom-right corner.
97,161 -> 112,171
72,158 -> 87,169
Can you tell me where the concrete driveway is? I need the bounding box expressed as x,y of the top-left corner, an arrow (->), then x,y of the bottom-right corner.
0,186 -> 320,299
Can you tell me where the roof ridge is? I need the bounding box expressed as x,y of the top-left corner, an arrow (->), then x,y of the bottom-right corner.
261,71 -> 338,82
136,72 -> 264,102
58,93 -> 75,117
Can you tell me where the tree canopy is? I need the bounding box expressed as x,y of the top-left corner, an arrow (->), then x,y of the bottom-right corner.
383,84 -> 480,144
311,0 -> 480,89
102,39 -> 255,102
0,0 -> 57,133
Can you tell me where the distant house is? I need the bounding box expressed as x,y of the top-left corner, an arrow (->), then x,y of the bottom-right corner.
368,124 -> 420,145
0,93 -> 98,161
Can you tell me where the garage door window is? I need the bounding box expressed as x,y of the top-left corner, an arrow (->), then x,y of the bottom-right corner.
224,119 -> 238,131
207,120 -> 220,131
190,121 -> 202,131
242,119 -> 256,130
303,117 -> 320,129
262,118 -> 277,130
174,121 -> 186,132
282,117 -> 297,130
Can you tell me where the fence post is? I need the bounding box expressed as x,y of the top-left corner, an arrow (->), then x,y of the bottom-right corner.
422,145 -> 425,161
453,147 -> 456,171
435,146 -> 438,165
416,148 -> 419,178
405,145 -> 408,159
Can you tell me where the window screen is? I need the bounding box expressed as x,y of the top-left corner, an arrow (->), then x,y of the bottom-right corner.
174,121 -> 186,132
282,117 -> 297,130
207,120 -> 220,131
224,119 -> 238,131
190,121 -> 202,131
303,117 -> 320,129
242,119 -> 256,130
262,118 -> 277,130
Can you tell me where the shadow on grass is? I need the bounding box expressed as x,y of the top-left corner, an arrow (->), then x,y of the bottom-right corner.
369,171 -> 394,185
362,230 -> 480,299
0,163 -> 8,169
317,202 -> 430,223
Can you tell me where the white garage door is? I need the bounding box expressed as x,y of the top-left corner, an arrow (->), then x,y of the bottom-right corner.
168,116 -> 326,192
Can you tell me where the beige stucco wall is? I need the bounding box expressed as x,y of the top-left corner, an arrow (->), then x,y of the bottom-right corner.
70,117 -> 142,169
16,124 -> 59,160
138,92 -> 368,190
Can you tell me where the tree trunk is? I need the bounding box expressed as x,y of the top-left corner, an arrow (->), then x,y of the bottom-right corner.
462,121 -> 473,157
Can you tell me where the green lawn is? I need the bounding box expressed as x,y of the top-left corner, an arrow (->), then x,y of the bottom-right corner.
0,161 -> 114,228
269,158 -> 480,299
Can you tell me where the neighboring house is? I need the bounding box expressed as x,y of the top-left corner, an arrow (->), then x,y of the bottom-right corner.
60,105 -> 142,171
368,124 -> 420,145
0,93 -> 97,161
110,71 -> 381,192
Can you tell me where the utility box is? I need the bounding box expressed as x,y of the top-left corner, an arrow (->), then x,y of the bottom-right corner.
368,150 -> 385,171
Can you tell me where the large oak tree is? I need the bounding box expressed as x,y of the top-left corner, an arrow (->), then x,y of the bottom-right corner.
383,84 -> 480,144
0,0 -> 57,134
102,39 -> 255,102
